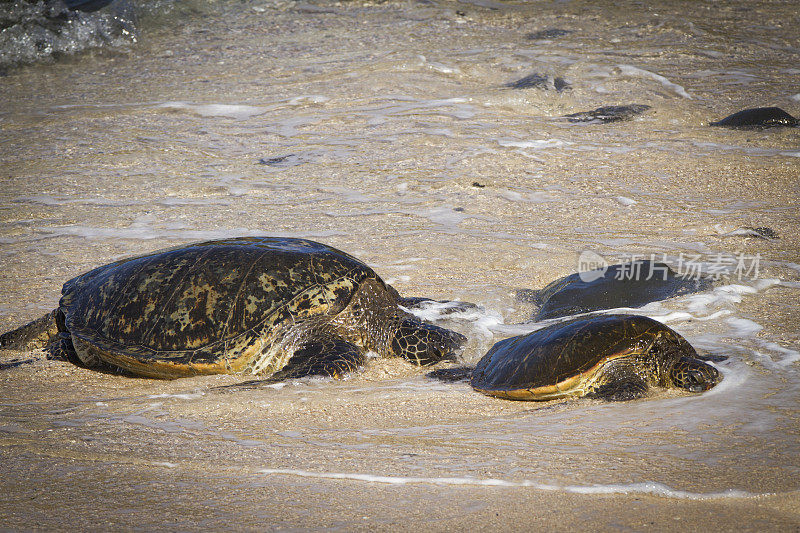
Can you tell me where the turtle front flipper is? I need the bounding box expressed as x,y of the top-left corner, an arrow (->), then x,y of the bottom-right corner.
584,356 -> 652,401
669,357 -> 721,392
391,317 -> 466,366
586,379 -> 649,401
270,338 -> 367,380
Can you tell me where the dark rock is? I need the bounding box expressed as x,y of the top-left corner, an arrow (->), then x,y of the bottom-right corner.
526,28 -> 572,40
564,104 -> 651,123
710,107 -> 798,128
506,73 -> 570,92
258,154 -> 296,166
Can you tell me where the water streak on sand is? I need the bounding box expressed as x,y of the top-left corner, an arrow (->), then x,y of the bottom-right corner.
258,468 -> 760,500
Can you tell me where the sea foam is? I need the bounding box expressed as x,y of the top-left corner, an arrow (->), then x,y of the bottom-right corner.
258,469 -> 759,500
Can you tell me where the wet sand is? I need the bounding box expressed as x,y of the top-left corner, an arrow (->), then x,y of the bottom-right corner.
1,352 -> 799,530
2,0 -> 800,529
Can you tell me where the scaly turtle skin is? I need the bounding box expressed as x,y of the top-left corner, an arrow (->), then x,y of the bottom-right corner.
522,260 -> 711,321
2,237 -> 466,379
471,314 -> 720,401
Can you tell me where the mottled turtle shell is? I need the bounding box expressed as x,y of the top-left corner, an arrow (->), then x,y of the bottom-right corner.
59,237 -> 383,376
530,260 -> 711,321
471,314 -> 696,399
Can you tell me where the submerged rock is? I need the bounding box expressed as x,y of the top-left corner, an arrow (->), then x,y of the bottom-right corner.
710,107 -> 798,128
719,226 -> 779,240
506,73 -> 570,92
564,104 -> 651,123
526,29 -> 572,40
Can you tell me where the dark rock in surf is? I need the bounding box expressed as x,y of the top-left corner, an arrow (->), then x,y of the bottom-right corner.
526,29 -> 572,40
258,154 -> 296,166
506,73 -> 570,92
564,104 -> 651,123
710,107 -> 798,128
719,226 -> 779,240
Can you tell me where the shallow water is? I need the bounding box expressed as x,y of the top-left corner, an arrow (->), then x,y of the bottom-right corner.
1,0 -> 799,529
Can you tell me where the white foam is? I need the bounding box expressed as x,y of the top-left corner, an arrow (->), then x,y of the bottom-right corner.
404,300 -> 503,341
651,309 -> 732,324
353,97 -> 476,122
287,95 -> 329,106
715,226 -> 774,238
617,64 -> 693,99
726,317 -> 763,337
151,462 -> 178,468
146,392 -> 204,401
42,222 -> 345,242
753,341 -> 800,368
15,195 -> 137,207
695,358 -> 750,398
258,469 -> 758,499
681,281 -> 775,317
692,141 -> 794,158
615,196 -> 637,207
158,102 -> 267,119
157,197 -> 232,206
498,139 -> 571,150
417,55 -> 462,74
497,189 -> 556,203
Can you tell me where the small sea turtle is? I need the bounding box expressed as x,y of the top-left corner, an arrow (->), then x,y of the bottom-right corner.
0,237 -> 466,379
519,260 -> 711,321
710,107 -> 798,128
564,104 -> 651,124
471,314 -> 720,401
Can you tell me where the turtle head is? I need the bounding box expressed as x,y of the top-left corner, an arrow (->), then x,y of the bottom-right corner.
391,317 -> 466,366
669,357 -> 721,392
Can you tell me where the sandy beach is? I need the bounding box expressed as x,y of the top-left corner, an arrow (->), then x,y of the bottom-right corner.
1,0 -> 799,529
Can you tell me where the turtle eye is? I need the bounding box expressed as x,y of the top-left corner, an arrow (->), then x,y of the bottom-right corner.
687,376 -> 705,393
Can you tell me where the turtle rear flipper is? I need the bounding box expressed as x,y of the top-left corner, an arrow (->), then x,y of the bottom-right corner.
270,338 -> 367,380
0,310 -> 59,351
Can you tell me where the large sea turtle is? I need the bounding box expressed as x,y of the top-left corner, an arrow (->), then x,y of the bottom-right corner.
0,237 -> 466,379
519,260 -> 711,321
470,314 -> 720,401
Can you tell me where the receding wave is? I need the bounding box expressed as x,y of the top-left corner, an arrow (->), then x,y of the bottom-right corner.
259,469 -> 760,500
